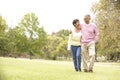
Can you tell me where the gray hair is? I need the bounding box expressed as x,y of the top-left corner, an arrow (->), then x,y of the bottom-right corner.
85,14 -> 91,19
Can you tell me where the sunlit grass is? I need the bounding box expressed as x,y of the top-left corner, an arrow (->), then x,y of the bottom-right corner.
0,57 -> 120,80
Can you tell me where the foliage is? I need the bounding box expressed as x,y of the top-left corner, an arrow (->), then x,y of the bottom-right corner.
0,13 -> 47,58
0,16 -> 8,55
92,0 -> 120,60
43,29 -> 70,60
17,13 -> 47,58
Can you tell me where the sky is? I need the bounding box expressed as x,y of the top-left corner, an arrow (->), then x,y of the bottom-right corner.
0,0 -> 99,34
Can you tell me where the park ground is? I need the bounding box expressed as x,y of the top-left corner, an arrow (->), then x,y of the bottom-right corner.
0,57 -> 120,80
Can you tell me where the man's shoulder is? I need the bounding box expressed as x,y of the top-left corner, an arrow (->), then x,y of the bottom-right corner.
80,23 -> 85,28
90,23 -> 96,26
80,23 -> 84,26
90,23 -> 97,28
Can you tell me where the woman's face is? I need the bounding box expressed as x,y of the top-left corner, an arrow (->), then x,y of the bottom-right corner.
74,21 -> 80,29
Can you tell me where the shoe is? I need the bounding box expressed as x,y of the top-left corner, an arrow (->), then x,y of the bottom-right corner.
83,69 -> 88,72
79,68 -> 81,72
75,69 -> 78,72
89,70 -> 93,72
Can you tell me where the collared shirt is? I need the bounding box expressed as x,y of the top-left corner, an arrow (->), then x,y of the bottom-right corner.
81,23 -> 99,44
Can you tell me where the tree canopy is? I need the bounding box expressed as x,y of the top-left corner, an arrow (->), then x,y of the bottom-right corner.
92,0 -> 120,61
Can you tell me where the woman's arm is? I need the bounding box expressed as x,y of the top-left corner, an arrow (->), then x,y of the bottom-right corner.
69,30 -> 72,34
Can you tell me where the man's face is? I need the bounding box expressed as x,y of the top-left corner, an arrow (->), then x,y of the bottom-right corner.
84,16 -> 90,23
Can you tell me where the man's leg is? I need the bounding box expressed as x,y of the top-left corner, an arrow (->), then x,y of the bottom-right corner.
71,46 -> 77,71
89,55 -> 95,72
76,46 -> 81,71
82,44 -> 89,72
88,43 -> 95,72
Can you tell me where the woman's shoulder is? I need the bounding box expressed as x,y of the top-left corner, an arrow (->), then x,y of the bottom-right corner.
90,23 -> 96,26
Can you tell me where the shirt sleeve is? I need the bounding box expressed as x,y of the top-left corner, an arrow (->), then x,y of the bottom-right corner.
80,24 -> 83,29
94,24 -> 99,42
67,34 -> 72,50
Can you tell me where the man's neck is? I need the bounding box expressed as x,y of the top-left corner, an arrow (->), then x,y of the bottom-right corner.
85,22 -> 90,24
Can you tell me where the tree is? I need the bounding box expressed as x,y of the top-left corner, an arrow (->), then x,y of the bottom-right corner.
56,39 -> 71,60
0,16 -> 7,34
5,28 -> 18,57
52,29 -> 69,40
92,0 -> 120,61
55,29 -> 70,60
0,16 -> 8,56
43,29 -> 71,60
17,13 -> 47,59
44,35 -> 63,60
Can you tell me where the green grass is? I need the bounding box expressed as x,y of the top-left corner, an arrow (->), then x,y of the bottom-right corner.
0,57 -> 120,80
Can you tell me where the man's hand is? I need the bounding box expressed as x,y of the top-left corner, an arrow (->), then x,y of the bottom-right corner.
87,41 -> 95,46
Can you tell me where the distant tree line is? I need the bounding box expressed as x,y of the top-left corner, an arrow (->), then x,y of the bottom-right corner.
0,0 -> 120,61
0,13 -> 47,59
0,13 -> 71,60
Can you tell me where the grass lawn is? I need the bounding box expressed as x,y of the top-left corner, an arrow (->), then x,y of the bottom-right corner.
0,57 -> 120,80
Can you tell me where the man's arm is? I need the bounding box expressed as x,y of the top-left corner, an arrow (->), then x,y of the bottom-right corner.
94,25 -> 99,42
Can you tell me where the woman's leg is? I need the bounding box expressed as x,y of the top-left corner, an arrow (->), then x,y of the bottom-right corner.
76,46 -> 81,71
71,46 -> 77,71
